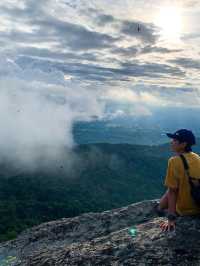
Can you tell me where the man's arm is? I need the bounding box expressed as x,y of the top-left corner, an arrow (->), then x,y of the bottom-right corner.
160,158 -> 179,231
168,187 -> 178,214
164,158 -> 179,214
160,187 -> 178,231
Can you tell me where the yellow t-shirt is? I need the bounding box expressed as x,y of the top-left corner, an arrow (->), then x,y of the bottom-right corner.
164,152 -> 200,216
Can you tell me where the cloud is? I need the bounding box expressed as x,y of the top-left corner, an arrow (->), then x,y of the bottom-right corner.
0,0 -> 185,84
96,13 -> 115,26
0,55 -> 105,173
100,83 -> 200,117
169,57 -> 200,69
0,0 -> 199,150
16,47 -> 97,62
110,45 -> 182,58
103,87 -> 166,107
15,55 -> 185,83
0,1 -> 118,52
183,0 -> 200,7
106,106 -> 152,118
182,33 -> 200,41
119,61 -> 184,78
86,9 -> 160,46
111,46 -> 138,57
0,18 -> 117,52
120,20 -> 159,44
141,45 -> 182,54
37,18 -> 118,51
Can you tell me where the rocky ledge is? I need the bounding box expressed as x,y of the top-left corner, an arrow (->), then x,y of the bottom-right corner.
1,199 -> 200,265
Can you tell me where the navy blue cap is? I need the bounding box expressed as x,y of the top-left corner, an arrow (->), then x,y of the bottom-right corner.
166,129 -> 196,146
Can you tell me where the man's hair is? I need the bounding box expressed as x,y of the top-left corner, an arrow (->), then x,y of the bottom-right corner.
177,139 -> 192,152
185,144 -> 192,152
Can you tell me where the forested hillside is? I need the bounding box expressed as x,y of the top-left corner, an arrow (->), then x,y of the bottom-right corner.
0,141 -> 199,242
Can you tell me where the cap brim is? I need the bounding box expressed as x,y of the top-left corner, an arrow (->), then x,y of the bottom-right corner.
166,133 -> 175,138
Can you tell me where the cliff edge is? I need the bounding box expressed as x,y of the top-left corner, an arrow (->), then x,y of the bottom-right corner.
1,199 -> 200,265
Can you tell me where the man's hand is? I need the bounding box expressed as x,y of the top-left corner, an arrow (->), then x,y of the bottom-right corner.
160,219 -> 176,232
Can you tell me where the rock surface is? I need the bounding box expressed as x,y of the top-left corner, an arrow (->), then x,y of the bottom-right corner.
1,199 -> 200,265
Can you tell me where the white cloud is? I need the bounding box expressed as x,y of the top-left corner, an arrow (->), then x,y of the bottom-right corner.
0,0 -> 199,168
0,55 -> 105,172
102,87 -> 166,106
101,84 -> 200,113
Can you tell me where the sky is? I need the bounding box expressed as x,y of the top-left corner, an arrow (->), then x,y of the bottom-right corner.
0,0 -> 200,170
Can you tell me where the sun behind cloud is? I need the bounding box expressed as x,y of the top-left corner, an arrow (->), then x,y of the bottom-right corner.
155,5 -> 183,42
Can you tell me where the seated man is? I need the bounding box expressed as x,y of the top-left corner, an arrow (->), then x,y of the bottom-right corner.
157,129 -> 200,231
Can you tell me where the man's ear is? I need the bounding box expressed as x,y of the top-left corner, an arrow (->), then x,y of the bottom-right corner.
181,141 -> 187,149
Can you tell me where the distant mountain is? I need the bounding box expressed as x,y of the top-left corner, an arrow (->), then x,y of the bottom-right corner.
0,142 -> 199,242
73,116 -> 200,145
73,120 -> 167,145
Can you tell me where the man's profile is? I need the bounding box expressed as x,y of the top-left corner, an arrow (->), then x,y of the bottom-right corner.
155,129 -> 200,231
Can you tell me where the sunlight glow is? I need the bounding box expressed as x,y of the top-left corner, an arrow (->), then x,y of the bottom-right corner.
64,74 -> 73,80
155,6 -> 183,42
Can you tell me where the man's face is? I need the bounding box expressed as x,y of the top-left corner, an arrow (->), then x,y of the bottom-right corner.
170,138 -> 187,153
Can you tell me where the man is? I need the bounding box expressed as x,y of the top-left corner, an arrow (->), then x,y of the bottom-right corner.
157,129 -> 200,232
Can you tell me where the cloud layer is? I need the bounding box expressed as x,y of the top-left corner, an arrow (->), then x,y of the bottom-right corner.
0,56 -> 105,172
0,0 -> 200,169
